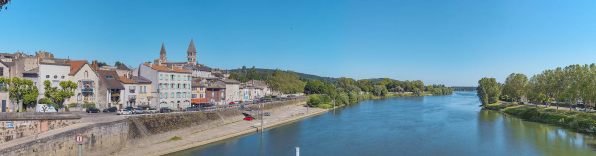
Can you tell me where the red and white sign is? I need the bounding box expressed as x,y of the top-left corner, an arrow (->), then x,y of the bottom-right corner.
76,135 -> 83,143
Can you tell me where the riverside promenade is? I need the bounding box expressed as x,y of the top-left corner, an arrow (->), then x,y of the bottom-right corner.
113,104 -> 329,156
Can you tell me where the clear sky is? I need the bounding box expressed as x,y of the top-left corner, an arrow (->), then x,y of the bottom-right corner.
2,0 -> 596,86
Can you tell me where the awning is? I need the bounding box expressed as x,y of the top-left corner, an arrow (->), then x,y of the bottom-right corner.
192,98 -> 209,104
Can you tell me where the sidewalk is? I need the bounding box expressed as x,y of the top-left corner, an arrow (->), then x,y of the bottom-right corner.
113,105 -> 329,156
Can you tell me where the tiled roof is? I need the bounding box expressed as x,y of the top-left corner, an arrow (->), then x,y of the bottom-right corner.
0,60 -> 14,67
150,64 -> 190,73
132,76 -> 151,83
23,67 -> 39,74
98,70 -> 125,89
117,64 -> 130,70
223,79 -> 240,84
207,81 -> 226,89
69,60 -> 88,75
119,76 -> 138,84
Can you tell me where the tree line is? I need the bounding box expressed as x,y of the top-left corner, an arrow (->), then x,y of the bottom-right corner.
477,63 -> 596,109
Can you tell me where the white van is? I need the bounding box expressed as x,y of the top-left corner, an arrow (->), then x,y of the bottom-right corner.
36,104 -> 57,112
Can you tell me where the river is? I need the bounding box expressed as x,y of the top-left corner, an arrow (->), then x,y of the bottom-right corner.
168,91 -> 596,156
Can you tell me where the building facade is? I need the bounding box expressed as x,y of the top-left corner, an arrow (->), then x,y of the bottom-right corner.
133,76 -> 152,107
119,76 -> 138,107
206,81 -> 225,105
138,63 -> 192,109
38,62 -> 71,100
223,79 -> 240,103
65,61 -> 100,106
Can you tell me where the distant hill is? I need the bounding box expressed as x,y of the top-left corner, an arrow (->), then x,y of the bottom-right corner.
367,78 -> 400,83
228,68 -> 339,83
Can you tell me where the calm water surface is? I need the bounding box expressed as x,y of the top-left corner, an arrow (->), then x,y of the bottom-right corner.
169,91 -> 596,156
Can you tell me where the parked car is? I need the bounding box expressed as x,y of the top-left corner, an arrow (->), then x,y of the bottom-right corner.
263,112 -> 270,116
160,107 -> 172,113
186,106 -> 200,111
125,107 -> 134,111
36,104 -> 57,112
229,102 -> 235,105
103,107 -> 118,113
86,107 -> 100,113
145,108 -> 158,114
244,116 -> 255,121
133,108 -> 144,114
117,109 -> 132,115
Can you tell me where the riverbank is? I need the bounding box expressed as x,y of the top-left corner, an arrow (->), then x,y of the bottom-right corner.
483,101 -> 596,134
113,103 -> 329,156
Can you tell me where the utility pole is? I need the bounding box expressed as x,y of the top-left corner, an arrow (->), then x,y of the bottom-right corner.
261,100 -> 264,134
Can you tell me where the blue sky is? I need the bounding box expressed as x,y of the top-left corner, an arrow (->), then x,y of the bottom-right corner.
2,0 -> 596,86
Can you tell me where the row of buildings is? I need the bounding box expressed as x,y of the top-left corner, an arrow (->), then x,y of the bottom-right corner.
0,39 -> 271,112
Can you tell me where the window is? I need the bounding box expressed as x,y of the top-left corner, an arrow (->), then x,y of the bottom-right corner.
183,75 -> 186,81
200,87 -> 203,91
170,101 -> 174,107
160,74 -> 163,80
165,74 -> 168,80
200,94 -> 203,98
164,92 -> 168,99
178,84 -> 181,89
46,75 -> 50,78
106,75 -> 114,79
221,92 -> 224,97
61,76 -> 65,79
179,92 -> 183,98
160,93 -> 162,99
192,87 -> 196,91
54,75 -> 58,79
84,71 -> 88,78
212,92 -> 214,96
192,94 -> 197,98
171,92 -> 174,98
77,94 -> 81,101
144,86 -> 147,93
171,75 -> 175,80
178,75 -> 180,80
0,67 -> 3,76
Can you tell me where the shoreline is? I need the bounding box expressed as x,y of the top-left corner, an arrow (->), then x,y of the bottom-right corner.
158,107 -> 330,155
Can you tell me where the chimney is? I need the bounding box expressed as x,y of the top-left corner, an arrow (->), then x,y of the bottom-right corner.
147,61 -> 152,67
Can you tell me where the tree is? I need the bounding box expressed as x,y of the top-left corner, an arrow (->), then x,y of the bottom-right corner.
0,77 -> 38,112
338,77 -> 355,88
502,73 -> 528,102
268,69 -> 304,94
372,85 -> 388,97
115,61 -> 122,67
43,80 -> 77,111
426,85 -> 433,92
305,80 -> 323,94
477,77 -> 500,106
413,88 -> 422,96
346,85 -> 361,93
349,92 -> 358,104
307,95 -> 321,107
228,72 -> 238,80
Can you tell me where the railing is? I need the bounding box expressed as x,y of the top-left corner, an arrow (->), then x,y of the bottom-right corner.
130,86 -> 136,90
82,88 -> 93,92
129,95 -> 137,99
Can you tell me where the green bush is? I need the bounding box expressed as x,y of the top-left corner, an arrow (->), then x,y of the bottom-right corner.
318,104 -> 332,109
38,98 -> 56,105
69,103 -> 79,108
81,102 -> 96,108
307,95 -> 321,107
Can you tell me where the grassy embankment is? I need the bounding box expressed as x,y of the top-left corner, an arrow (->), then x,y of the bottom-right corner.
484,101 -> 596,134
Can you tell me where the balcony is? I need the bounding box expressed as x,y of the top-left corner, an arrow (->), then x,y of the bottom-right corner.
129,95 -> 137,99
111,93 -> 120,97
82,88 -> 93,92
129,86 -> 136,90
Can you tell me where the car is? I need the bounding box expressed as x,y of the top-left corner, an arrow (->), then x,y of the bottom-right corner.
133,108 -> 145,114
244,116 -> 255,121
117,109 -> 132,115
103,107 -> 118,113
145,108 -> 158,114
263,112 -> 270,116
186,106 -> 200,111
125,107 -> 134,111
229,102 -> 235,105
160,107 -> 172,113
86,107 -> 100,113
36,104 -> 57,112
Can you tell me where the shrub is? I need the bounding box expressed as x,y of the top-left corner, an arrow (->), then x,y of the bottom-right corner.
318,104 -> 332,109
307,95 -> 321,107
69,103 -> 79,108
38,98 -> 56,105
82,102 -> 96,108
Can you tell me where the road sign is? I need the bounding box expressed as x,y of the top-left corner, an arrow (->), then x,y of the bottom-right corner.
5,122 -> 14,128
76,135 -> 83,144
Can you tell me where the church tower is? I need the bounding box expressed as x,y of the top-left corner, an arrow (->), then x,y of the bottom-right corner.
187,39 -> 197,64
160,43 -> 167,63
